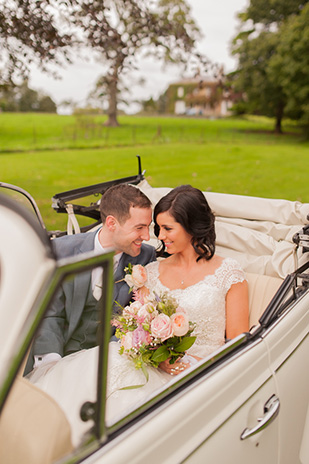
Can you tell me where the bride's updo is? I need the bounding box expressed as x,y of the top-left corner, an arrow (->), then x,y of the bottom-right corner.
153,185 -> 216,261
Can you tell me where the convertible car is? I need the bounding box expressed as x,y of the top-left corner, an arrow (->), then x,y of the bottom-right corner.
0,158 -> 308,464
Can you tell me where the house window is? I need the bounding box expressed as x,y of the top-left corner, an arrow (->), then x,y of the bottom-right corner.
177,87 -> 184,98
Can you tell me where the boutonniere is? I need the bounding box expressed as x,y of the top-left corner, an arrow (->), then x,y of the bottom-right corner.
115,263 -> 148,291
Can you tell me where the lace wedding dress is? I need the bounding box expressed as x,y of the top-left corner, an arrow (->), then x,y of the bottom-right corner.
27,257 -> 245,447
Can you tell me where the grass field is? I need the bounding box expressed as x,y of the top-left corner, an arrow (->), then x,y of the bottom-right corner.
1,112 -> 308,231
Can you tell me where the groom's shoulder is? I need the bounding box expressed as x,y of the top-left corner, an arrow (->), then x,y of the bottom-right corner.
51,231 -> 96,258
124,243 -> 156,266
140,243 -> 156,260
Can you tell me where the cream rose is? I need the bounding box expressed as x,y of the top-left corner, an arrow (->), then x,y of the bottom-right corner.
125,264 -> 148,289
151,313 -> 173,341
176,306 -> 187,315
137,303 -> 158,323
170,312 -> 189,336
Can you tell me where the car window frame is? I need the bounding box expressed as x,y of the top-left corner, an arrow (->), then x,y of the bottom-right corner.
0,246 -> 115,463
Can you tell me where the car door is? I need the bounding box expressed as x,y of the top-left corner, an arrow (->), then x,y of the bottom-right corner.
263,288 -> 309,464
90,334 -> 279,464
181,338 -> 279,464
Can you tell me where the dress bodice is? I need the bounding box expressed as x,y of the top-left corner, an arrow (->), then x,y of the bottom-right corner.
145,258 -> 245,357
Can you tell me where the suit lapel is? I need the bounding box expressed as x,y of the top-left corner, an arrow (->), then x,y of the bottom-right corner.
67,232 -> 96,337
113,253 -> 130,303
114,253 -> 130,282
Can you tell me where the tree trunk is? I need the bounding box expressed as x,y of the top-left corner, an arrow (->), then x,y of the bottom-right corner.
274,102 -> 284,134
105,69 -> 119,127
274,115 -> 282,134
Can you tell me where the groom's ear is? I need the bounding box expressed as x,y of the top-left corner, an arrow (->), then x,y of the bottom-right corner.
105,215 -> 117,231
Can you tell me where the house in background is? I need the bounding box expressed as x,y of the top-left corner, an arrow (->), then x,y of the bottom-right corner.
162,75 -> 233,117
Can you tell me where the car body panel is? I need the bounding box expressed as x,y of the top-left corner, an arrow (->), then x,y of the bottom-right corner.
80,338 -> 278,464
0,170 -> 308,464
0,195 -> 55,401
263,292 -> 309,463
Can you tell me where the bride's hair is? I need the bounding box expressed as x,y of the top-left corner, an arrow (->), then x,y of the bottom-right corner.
153,185 -> 216,261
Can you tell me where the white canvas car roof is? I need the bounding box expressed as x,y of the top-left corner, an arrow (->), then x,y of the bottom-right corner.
138,180 -> 309,279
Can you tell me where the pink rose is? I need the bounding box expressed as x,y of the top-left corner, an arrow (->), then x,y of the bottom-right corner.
137,303 -> 158,323
123,300 -> 142,317
121,332 -> 134,351
170,312 -> 189,336
151,313 -> 173,341
125,265 -> 148,289
132,325 -> 151,348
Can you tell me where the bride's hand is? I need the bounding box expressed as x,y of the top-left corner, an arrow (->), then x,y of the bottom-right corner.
159,358 -> 190,376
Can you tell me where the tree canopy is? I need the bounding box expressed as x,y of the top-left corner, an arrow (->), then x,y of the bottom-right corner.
0,0 -> 74,85
231,0 -> 309,134
242,0 -> 307,24
78,0 -> 203,126
0,80 -> 57,112
0,0 -> 204,124
268,3 -> 309,134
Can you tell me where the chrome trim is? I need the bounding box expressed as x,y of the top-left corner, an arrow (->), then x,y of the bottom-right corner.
96,252 -> 115,443
0,182 -> 46,230
240,394 -> 280,440
261,287 -> 309,340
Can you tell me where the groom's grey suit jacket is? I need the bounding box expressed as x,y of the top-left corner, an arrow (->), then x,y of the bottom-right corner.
24,230 -> 155,375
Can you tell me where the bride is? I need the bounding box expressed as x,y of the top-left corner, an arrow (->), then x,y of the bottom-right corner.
27,185 -> 249,447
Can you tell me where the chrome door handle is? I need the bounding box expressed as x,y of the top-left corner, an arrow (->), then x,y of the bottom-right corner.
240,395 -> 280,440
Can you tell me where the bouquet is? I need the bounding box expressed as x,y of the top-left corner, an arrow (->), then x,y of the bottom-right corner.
112,265 -> 196,374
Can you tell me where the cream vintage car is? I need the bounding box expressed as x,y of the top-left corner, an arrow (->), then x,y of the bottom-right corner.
0,159 -> 308,464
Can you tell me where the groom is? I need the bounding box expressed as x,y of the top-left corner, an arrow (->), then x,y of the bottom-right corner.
24,183 -> 155,375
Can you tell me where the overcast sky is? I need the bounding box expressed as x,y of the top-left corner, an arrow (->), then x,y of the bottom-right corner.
29,0 -> 248,113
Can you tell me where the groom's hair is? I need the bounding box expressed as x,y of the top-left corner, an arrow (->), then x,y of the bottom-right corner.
100,183 -> 151,224
154,185 -> 216,261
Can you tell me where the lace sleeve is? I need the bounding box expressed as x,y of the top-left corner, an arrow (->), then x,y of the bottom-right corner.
217,258 -> 246,292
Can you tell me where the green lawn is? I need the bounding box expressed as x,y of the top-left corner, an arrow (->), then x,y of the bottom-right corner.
1,113 -> 308,231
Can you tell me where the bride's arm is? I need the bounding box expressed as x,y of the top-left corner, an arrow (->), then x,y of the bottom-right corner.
225,280 -> 249,339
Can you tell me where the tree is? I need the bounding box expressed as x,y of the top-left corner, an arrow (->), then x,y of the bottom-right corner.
139,97 -> 159,114
76,0 -> 203,126
0,0 -> 74,85
37,95 -> 57,113
231,30 -> 286,133
231,0 -> 309,133
87,73 -> 146,116
0,80 -> 57,112
242,0 -> 308,25
268,3 -> 309,135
